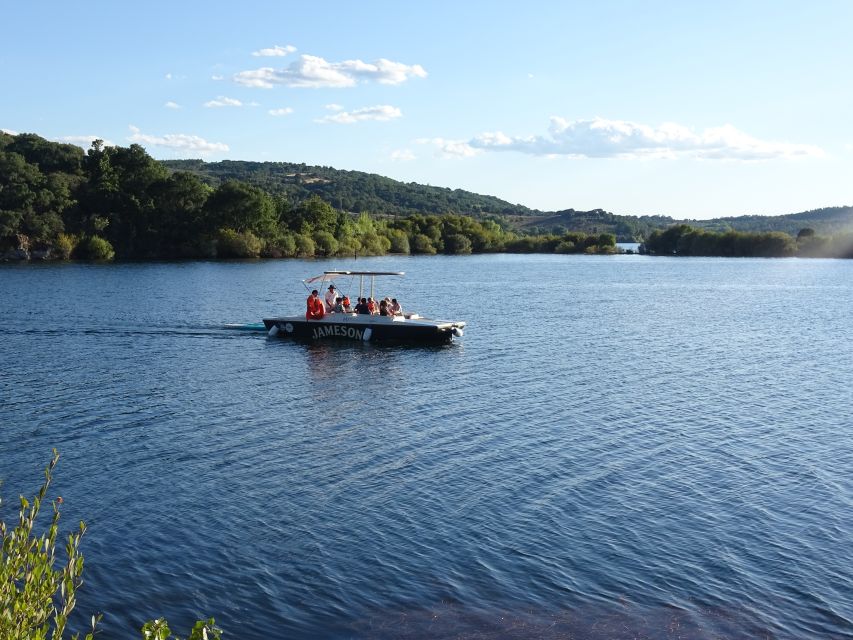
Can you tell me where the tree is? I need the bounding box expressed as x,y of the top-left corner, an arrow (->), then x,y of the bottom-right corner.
147,172 -> 212,257
289,195 -> 337,235
6,133 -> 84,175
202,181 -> 277,237
385,228 -> 410,254
0,150 -> 72,248
312,230 -> 338,256
293,233 -> 315,257
410,233 -> 436,254
443,233 -> 472,255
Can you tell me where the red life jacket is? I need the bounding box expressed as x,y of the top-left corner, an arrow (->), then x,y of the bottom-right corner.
306,295 -> 325,320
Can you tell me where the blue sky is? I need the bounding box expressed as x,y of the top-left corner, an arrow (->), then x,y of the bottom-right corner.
3,0 -> 852,219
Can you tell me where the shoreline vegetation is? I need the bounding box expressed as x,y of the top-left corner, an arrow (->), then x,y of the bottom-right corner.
642,224 -> 853,259
1,131 -> 851,262
0,451 -> 220,639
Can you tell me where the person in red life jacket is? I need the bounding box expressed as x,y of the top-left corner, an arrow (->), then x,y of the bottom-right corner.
306,290 -> 325,320
367,297 -> 377,314
342,295 -> 352,312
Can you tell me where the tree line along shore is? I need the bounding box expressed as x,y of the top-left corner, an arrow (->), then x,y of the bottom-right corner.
1,131 -> 850,261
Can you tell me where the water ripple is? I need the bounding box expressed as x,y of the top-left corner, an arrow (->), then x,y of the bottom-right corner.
1,256 -> 852,639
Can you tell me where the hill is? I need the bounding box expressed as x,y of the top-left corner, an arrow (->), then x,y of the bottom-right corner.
516,206 -> 853,241
516,208 -> 677,241
162,159 -> 853,241
689,206 -> 853,236
160,159 -> 536,218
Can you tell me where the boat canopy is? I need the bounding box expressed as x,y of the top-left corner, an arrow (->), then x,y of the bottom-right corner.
303,270 -> 405,299
304,270 -> 404,284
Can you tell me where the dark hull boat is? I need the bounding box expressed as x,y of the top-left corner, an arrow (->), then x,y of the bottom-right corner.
263,314 -> 465,344
263,270 -> 466,344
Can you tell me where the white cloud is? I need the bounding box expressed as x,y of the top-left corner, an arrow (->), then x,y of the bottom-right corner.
164,101 -> 182,109
416,137 -> 480,158
325,103 -> 344,111
204,96 -> 244,108
56,135 -> 115,148
468,117 -> 824,160
268,107 -> 294,116
316,104 -> 402,124
2,128 -> 19,135
234,54 -> 427,89
165,73 -> 173,80
390,149 -> 416,161
211,74 -> 224,81
127,125 -> 228,155
252,44 -> 297,57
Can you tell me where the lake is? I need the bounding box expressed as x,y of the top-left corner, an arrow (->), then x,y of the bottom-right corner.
1,254 -> 851,639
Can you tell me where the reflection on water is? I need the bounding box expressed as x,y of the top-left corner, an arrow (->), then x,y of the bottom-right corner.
1,255 -> 851,639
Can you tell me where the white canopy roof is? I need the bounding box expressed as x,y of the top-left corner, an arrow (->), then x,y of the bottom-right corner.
304,270 -> 404,283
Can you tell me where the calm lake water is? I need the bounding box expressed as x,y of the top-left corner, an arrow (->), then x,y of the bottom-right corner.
1,254 -> 852,639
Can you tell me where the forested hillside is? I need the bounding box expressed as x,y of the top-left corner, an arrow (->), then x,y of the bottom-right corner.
690,206 -> 853,236
161,159 -> 535,217
518,208 -> 677,241
164,159 -> 853,241
2,131 -> 851,261
0,133 -> 615,261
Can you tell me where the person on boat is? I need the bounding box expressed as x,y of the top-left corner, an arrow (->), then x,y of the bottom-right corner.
367,297 -> 378,314
390,298 -> 403,316
333,297 -> 346,313
324,285 -> 338,312
379,299 -> 390,316
355,297 -> 370,314
306,290 -> 325,320
342,295 -> 352,312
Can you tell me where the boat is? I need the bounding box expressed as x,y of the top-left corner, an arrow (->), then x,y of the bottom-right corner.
262,271 -> 466,344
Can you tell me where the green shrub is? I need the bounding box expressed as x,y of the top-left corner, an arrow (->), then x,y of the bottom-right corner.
293,233 -> 315,257
55,233 -> 78,260
141,618 -> 221,640
410,233 -> 437,255
312,231 -> 338,257
1,452 -> 223,640
263,233 -> 297,258
74,235 -> 115,261
215,228 -> 263,258
443,233 -> 472,255
357,232 -> 391,256
597,233 -> 616,247
385,229 -> 410,254
335,237 -> 361,257
1,450 -> 95,639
